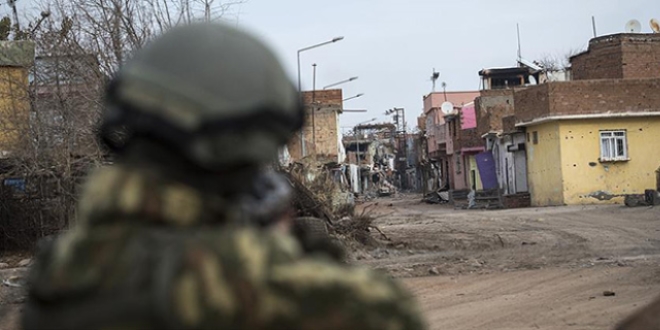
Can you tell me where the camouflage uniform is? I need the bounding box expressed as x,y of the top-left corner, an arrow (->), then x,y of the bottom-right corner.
23,165 -> 424,329
22,22 -> 425,330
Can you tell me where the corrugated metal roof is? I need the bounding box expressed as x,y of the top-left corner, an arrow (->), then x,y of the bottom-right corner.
0,40 -> 35,67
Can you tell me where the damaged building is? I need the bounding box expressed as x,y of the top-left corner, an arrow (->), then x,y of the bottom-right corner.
287,89 -> 346,164
422,90 -> 480,192
516,33 -> 660,206
343,122 -> 397,195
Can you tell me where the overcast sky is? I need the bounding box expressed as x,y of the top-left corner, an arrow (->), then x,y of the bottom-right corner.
10,0 -> 660,131
233,0 -> 658,131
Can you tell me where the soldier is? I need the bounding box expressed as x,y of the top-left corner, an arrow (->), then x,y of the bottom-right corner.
22,22 -> 425,329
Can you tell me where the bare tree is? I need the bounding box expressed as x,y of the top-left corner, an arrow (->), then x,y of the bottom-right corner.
0,0 -> 245,250
536,48 -> 585,71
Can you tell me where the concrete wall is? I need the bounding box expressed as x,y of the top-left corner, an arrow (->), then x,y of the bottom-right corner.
467,154 -> 483,190
492,133 -> 528,195
558,117 -> 660,204
423,91 -> 480,115
526,121 -> 565,206
450,153 -> 467,190
424,91 -> 478,159
426,109 -> 443,155
513,135 -> 528,194
461,103 -> 476,129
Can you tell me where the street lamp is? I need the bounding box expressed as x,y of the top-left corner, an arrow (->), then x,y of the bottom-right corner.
323,76 -> 358,89
30,11 -> 51,37
297,36 -> 344,94
296,36 -> 344,157
343,93 -> 364,102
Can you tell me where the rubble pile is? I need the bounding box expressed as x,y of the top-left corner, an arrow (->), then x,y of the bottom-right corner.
334,205 -> 380,246
423,189 -> 449,204
281,161 -> 388,252
283,161 -> 354,224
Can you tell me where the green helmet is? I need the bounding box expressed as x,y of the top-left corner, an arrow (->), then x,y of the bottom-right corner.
101,22 -> 303,170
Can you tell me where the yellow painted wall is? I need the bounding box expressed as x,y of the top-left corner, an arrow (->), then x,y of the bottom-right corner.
467,155 -> 483,190
558,117 -> 660,204
0,66 -> 30,153
526,122 -> 564,206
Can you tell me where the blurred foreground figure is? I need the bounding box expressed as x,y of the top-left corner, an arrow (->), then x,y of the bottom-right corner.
22,22 -> 424,329
617,295 -> 660,330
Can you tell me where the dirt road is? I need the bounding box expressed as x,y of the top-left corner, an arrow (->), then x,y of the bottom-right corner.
1,198 -> 658,329
359,197 -> 660,329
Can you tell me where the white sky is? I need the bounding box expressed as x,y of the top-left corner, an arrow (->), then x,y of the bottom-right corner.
10,0 -> 660,130
234,0 -> 658,130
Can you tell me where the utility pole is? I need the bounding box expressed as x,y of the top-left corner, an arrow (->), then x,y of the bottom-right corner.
312,63 -> 317,155
296,36 -> 344,159
386,107 -> 408,188
355,126 -> 360,166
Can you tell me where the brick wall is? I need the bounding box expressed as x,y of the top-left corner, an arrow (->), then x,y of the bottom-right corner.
502,193 -> 531,208
502,115 -> 517,134
621,35 -> 660,79
513,83 -> 550,124
287,89 -> 342,162
302,89 -> 342,106
475,89 -> 515,136
571,37 -> 624,80
515,79 -> 660,125
458,128 -> 482,150
571,33 -> 660,80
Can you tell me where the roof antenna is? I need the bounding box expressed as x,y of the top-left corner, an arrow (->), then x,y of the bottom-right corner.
431,68 -> 440,92
592,16 -> 598,38
516,23 -> 522,62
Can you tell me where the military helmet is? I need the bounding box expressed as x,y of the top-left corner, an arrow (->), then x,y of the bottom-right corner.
101,22 -> 303,170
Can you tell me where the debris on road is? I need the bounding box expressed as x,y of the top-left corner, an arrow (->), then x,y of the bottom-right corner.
2,276 -> 23,288
423,189 -> 449,204
17,259 -> 31,268
604,291 -> 616,297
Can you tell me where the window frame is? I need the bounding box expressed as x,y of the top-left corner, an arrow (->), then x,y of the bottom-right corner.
599,130 -> 629,162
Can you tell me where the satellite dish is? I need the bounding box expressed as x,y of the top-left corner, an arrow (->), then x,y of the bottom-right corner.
441,101 -> 454,115
528,75 -> 538,85
625,19 -> 642,33
651,19 -> 660,33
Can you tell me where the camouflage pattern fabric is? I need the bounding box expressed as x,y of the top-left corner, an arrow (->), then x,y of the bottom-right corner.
23,165 -> 425,330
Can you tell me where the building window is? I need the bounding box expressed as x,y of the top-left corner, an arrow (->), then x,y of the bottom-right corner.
532,131 -> 538,145
600,130 -> 628,161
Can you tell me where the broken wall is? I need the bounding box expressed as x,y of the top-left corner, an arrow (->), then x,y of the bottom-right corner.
475,89 -> 516,137
288,89 -> 342,163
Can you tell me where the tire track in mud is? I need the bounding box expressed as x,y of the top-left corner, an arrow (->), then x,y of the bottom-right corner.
357,202 -> 660,278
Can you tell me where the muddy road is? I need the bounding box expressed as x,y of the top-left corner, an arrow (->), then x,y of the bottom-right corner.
359,197 -> 660,329
1,197 -> 658,329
